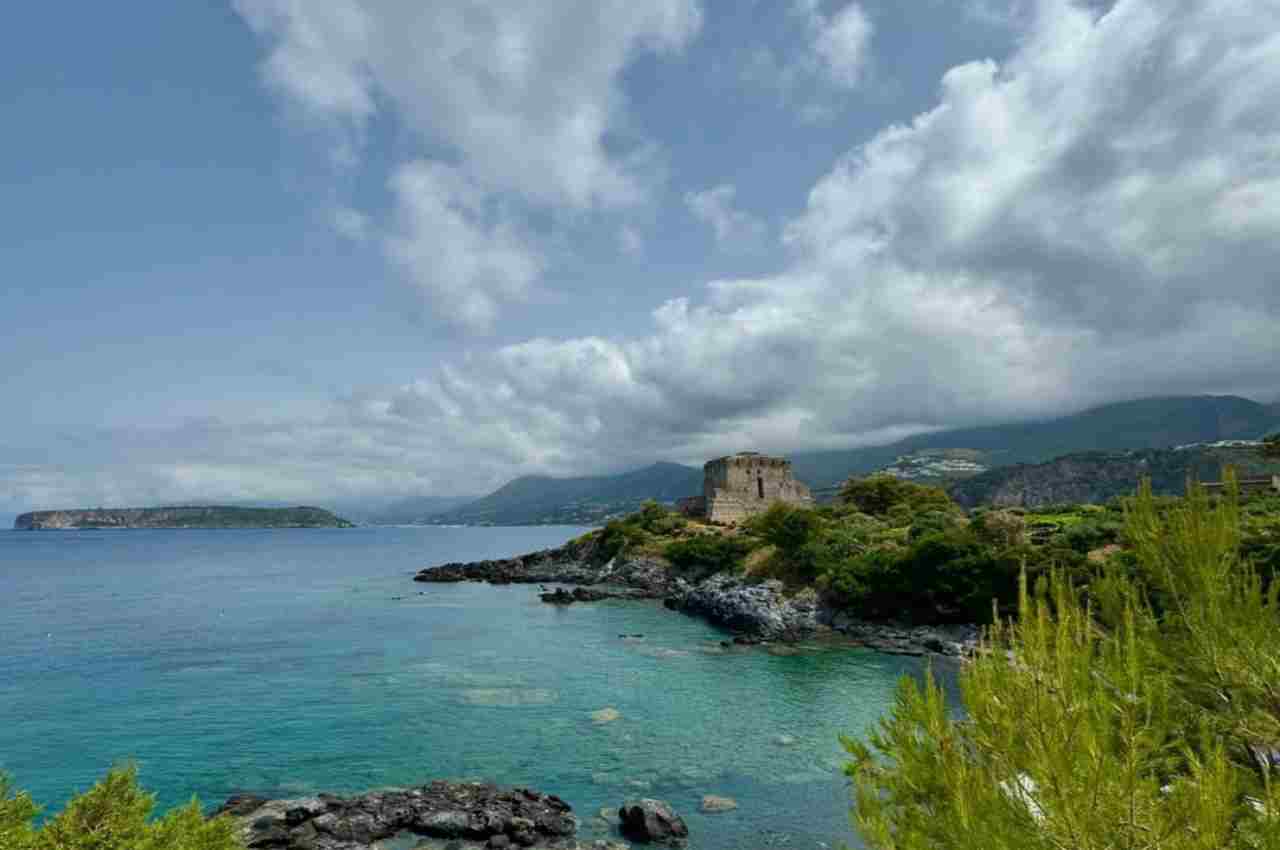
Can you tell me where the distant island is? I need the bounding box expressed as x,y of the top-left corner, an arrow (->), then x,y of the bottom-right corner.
13,506 -> 355,530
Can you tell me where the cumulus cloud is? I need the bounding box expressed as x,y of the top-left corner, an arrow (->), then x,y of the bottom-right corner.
235,0 -> 703,326
684,184 -> 767,246
385,162 -> 543,331
9,0 -> 1280,510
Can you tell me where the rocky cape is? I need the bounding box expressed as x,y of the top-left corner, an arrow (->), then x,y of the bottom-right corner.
13,506 -> 355,530
213,781 -> 636,850
413,539 -> 976,658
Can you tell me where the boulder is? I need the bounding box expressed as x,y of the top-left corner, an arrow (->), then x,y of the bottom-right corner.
618,799 -> 688,845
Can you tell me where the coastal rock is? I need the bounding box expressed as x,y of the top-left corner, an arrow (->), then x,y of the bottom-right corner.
415,539 -> 674,599
664,575 -> 820,641
591,707 -> 621,724
216,781 -> 577,850
699,795 -> 737,814
815,613 -> 980,657
540,587 -> 640,605
617,799 -> 688,845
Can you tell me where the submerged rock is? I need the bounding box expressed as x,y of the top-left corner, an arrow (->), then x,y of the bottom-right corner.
590,707 -> 621,724
699,795 -> 737,814
617,799 -> 688,846
215,781 -> 578,850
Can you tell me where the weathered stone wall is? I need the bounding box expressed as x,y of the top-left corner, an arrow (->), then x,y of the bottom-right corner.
700,453 -> 813,523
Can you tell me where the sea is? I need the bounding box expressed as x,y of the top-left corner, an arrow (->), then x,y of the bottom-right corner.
0,525 -> 942,850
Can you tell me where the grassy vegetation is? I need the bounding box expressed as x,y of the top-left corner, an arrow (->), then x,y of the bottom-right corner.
0,765 -> 241,850
844,477 -> 1280,849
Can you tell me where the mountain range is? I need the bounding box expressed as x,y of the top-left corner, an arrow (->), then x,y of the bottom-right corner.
383,395 -> 1280,526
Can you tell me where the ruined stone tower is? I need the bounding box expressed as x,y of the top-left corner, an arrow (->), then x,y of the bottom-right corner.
677,452 -> 814,524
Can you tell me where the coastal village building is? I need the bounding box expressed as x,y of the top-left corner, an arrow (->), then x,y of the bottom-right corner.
678,452 -> 814,524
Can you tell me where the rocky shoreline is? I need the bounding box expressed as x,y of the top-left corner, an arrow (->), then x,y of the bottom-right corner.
413,542 -> 978,659
214,782 -> 694,850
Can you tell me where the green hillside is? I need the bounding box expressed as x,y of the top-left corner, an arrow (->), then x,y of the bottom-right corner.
792,395 -> 1277,490
426,461 -> 701,525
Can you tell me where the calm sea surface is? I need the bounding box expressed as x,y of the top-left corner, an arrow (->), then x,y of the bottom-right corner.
0,526 -> 936,849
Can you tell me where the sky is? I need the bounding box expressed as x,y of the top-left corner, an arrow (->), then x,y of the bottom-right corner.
2,0 -> 1279,516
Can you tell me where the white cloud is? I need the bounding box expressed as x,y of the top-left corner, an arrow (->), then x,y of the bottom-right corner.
384,162 -> 543,332
810,2 -> 873,88
684,184 -> 767,246
235,0 -> 702,209
740,1 -> 874,115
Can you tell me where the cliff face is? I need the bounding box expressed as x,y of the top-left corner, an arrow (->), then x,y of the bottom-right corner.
13,506 -> 354,530
948,445 -> 1280,508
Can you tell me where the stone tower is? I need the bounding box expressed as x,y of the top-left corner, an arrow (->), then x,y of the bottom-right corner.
678,452 -> 813,524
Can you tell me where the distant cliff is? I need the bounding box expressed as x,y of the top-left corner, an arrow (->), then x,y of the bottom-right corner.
13,506 -> 355,530
948,444 -> 1280,508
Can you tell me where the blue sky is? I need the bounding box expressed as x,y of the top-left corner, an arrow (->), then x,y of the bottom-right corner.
3,0 -> 1278,516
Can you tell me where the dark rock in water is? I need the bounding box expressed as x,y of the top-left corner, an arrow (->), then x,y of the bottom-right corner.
618,799 -> 688,845
414,536 -> 674,599
216,781 -> 578,850
539,587 -> 625,605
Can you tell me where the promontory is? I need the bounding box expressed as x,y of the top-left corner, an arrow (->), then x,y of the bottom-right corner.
13,506 -> 355,530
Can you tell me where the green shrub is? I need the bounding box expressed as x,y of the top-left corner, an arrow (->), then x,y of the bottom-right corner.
596,519 -> 648,562
0,765 -> 242,850
663,535 -> 752,579
634,500 -> 686,535
839,475 -> 955,517
908,510 -> 964,543
747,503 -> 821,556
1060,516 -> 1123,554
845,479 -> 1280,850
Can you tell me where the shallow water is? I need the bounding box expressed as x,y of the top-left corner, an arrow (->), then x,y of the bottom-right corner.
0,526 -> 937,849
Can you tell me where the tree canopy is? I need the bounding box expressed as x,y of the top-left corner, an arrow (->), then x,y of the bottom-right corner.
0,765 -> 242,850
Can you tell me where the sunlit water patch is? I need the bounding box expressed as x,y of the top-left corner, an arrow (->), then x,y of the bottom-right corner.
0,526 -> 947,849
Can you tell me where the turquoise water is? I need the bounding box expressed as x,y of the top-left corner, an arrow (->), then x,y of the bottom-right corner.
0,526 -> 936,849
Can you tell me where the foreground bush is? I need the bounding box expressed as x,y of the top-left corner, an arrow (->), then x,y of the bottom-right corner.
0,765 -> 242,850
845,479 -> 1280,849
663,534 -> 753,579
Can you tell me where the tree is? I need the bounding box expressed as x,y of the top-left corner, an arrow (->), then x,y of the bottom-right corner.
1263,433 -> 1280,460
839,475 -> 955,518
0,765 -> 243,850
845,477 -> 1280,849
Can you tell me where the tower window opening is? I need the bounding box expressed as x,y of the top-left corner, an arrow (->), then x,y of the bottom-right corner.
757,476 -> 765,499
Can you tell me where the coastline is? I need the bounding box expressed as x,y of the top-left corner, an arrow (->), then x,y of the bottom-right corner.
414,538 -> 979,659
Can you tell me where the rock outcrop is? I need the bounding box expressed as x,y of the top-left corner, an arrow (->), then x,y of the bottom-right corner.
618,799 -> 688,845
664,576 -> 820,641
415,536 -> 674,598
214,781 -> 578,850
